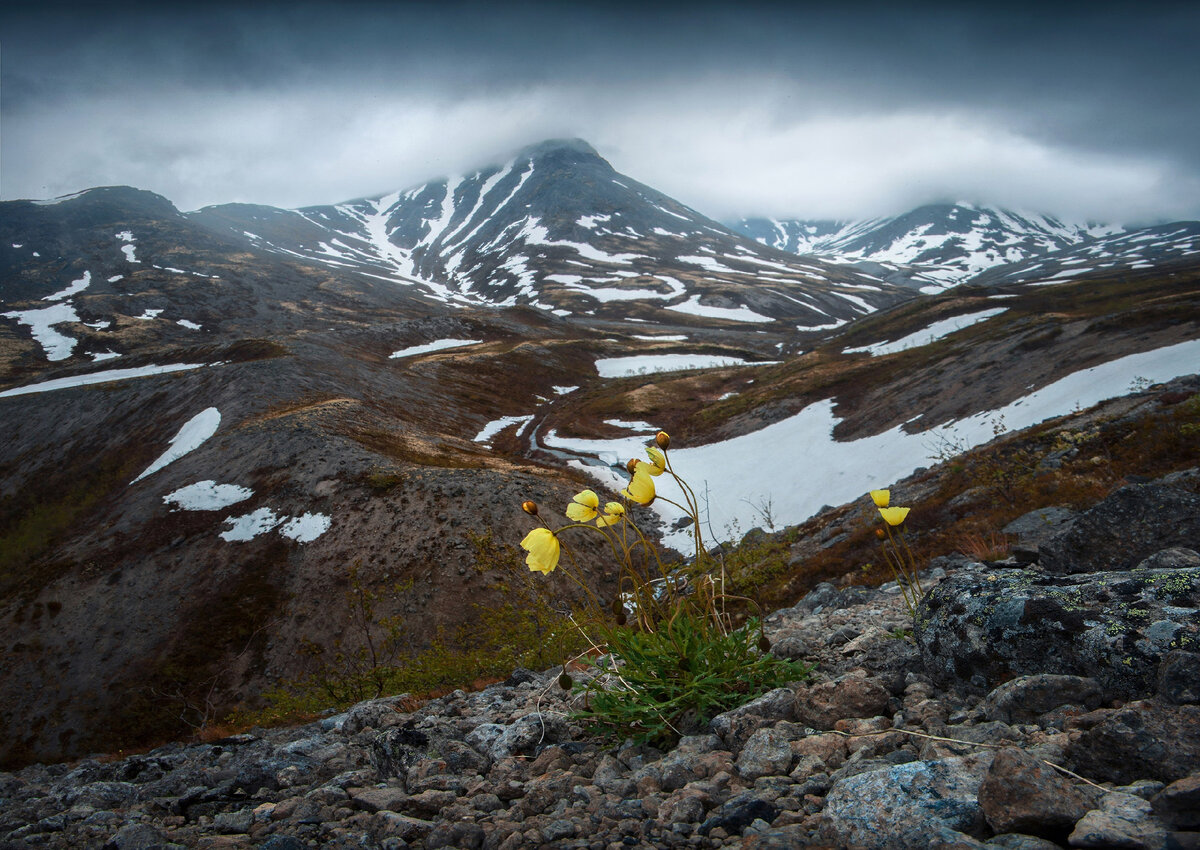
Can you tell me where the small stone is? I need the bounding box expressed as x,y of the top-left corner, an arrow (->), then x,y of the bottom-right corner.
793,674 -> 891,730
736,727 -> 794,781
212,808 -> 254,834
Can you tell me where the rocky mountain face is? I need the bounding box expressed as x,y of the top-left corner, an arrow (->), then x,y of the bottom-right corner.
190,139 -> 905,329
1,459 -> 1197,849
1,138 -> 1199,771
732,204 -> 1127,291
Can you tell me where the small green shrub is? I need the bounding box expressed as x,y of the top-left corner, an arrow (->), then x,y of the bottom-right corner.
574,607 -> 809,747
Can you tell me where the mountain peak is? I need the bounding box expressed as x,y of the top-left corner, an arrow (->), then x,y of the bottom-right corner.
517,138 -> 601,161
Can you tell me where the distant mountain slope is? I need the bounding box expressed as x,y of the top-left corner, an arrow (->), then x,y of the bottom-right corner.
190,139 -> 910,328
964,220 -> 1200,287
732,203 -> 1123,291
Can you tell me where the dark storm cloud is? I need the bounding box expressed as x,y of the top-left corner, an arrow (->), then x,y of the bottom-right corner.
3,1 -> 1198,222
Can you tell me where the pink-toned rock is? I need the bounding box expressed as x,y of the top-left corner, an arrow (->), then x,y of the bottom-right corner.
794,674 -> 891,730
978,748 -> 1096,836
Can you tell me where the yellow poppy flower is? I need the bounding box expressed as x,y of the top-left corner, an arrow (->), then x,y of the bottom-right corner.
520,528 -> 560,574
869,489 -> 890,508
622,463 -> 656,505
879,506 -> 910,526
597,501 -> 625,527
566,489 -> 600,522
644,447 -> 667,476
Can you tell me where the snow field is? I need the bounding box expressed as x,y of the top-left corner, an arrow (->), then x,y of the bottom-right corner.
545,339 -> 1200,552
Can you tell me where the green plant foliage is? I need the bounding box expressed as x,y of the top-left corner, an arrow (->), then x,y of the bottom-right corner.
574,606 -> 810,747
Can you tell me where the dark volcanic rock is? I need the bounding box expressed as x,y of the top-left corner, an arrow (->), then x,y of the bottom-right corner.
979,674 -> 1104,724
1039,483 -> 1200,574
914,561 -> 1200,696
1157,649 -> 1200,704
1067,700 -> 1200,784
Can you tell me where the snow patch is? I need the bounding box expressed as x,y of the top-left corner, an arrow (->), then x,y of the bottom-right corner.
132,407 -> 221,483
2,302 -> 80,360
280,512 -> 332,543
219,508 -> 282,542
116,231 -> 140,263
545,338 -> 1200,551
844,309 -> 1006,356
177,319 -> 202,330
164,480 -> 253,511
604,419 -> 658,431
43,271 -> 91,302
665,296 -> 774,324
390,338 -> 482,359
595,354 -> 774,377
474,414 -> 535,443
0,363 -> 206,398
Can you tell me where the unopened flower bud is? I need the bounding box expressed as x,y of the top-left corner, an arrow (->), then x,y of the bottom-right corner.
522,500 -> 539,516
655,431 -> 671,450
875,528 -> 886,539
757,633 -> 771,652
626,458 -> 639,474
558,671 -> 574,691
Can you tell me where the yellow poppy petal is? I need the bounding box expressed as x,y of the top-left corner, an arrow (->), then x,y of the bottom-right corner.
566,502 -> 598,522
520,528 -> 560,574
869,489 -> 890,508
573,489 -> 600,508
879,506 -> 910,526
596,502 -> 625,527
621,464 -> 656,505
644,447 -> 666,476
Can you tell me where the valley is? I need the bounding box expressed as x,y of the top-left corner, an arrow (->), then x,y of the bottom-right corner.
1,139 -> 1198,767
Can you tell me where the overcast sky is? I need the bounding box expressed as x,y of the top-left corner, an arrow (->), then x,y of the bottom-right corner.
2,1 -> 1199,224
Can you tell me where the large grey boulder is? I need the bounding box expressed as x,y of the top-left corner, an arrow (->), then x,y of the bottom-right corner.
1038,483 -> 1200,574
915,560 -> 1200,696
819,752 -> 994,849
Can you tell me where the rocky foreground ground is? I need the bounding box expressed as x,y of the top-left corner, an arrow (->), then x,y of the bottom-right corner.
1,472 -> 1199,849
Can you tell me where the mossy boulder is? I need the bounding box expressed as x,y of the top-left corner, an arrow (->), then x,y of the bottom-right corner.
914,557 -> 1200,697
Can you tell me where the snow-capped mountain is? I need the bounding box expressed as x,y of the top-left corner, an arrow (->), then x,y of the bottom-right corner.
964,220 -> 1200,288
189,139 -> 908,328
732,203 -> 1123,291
